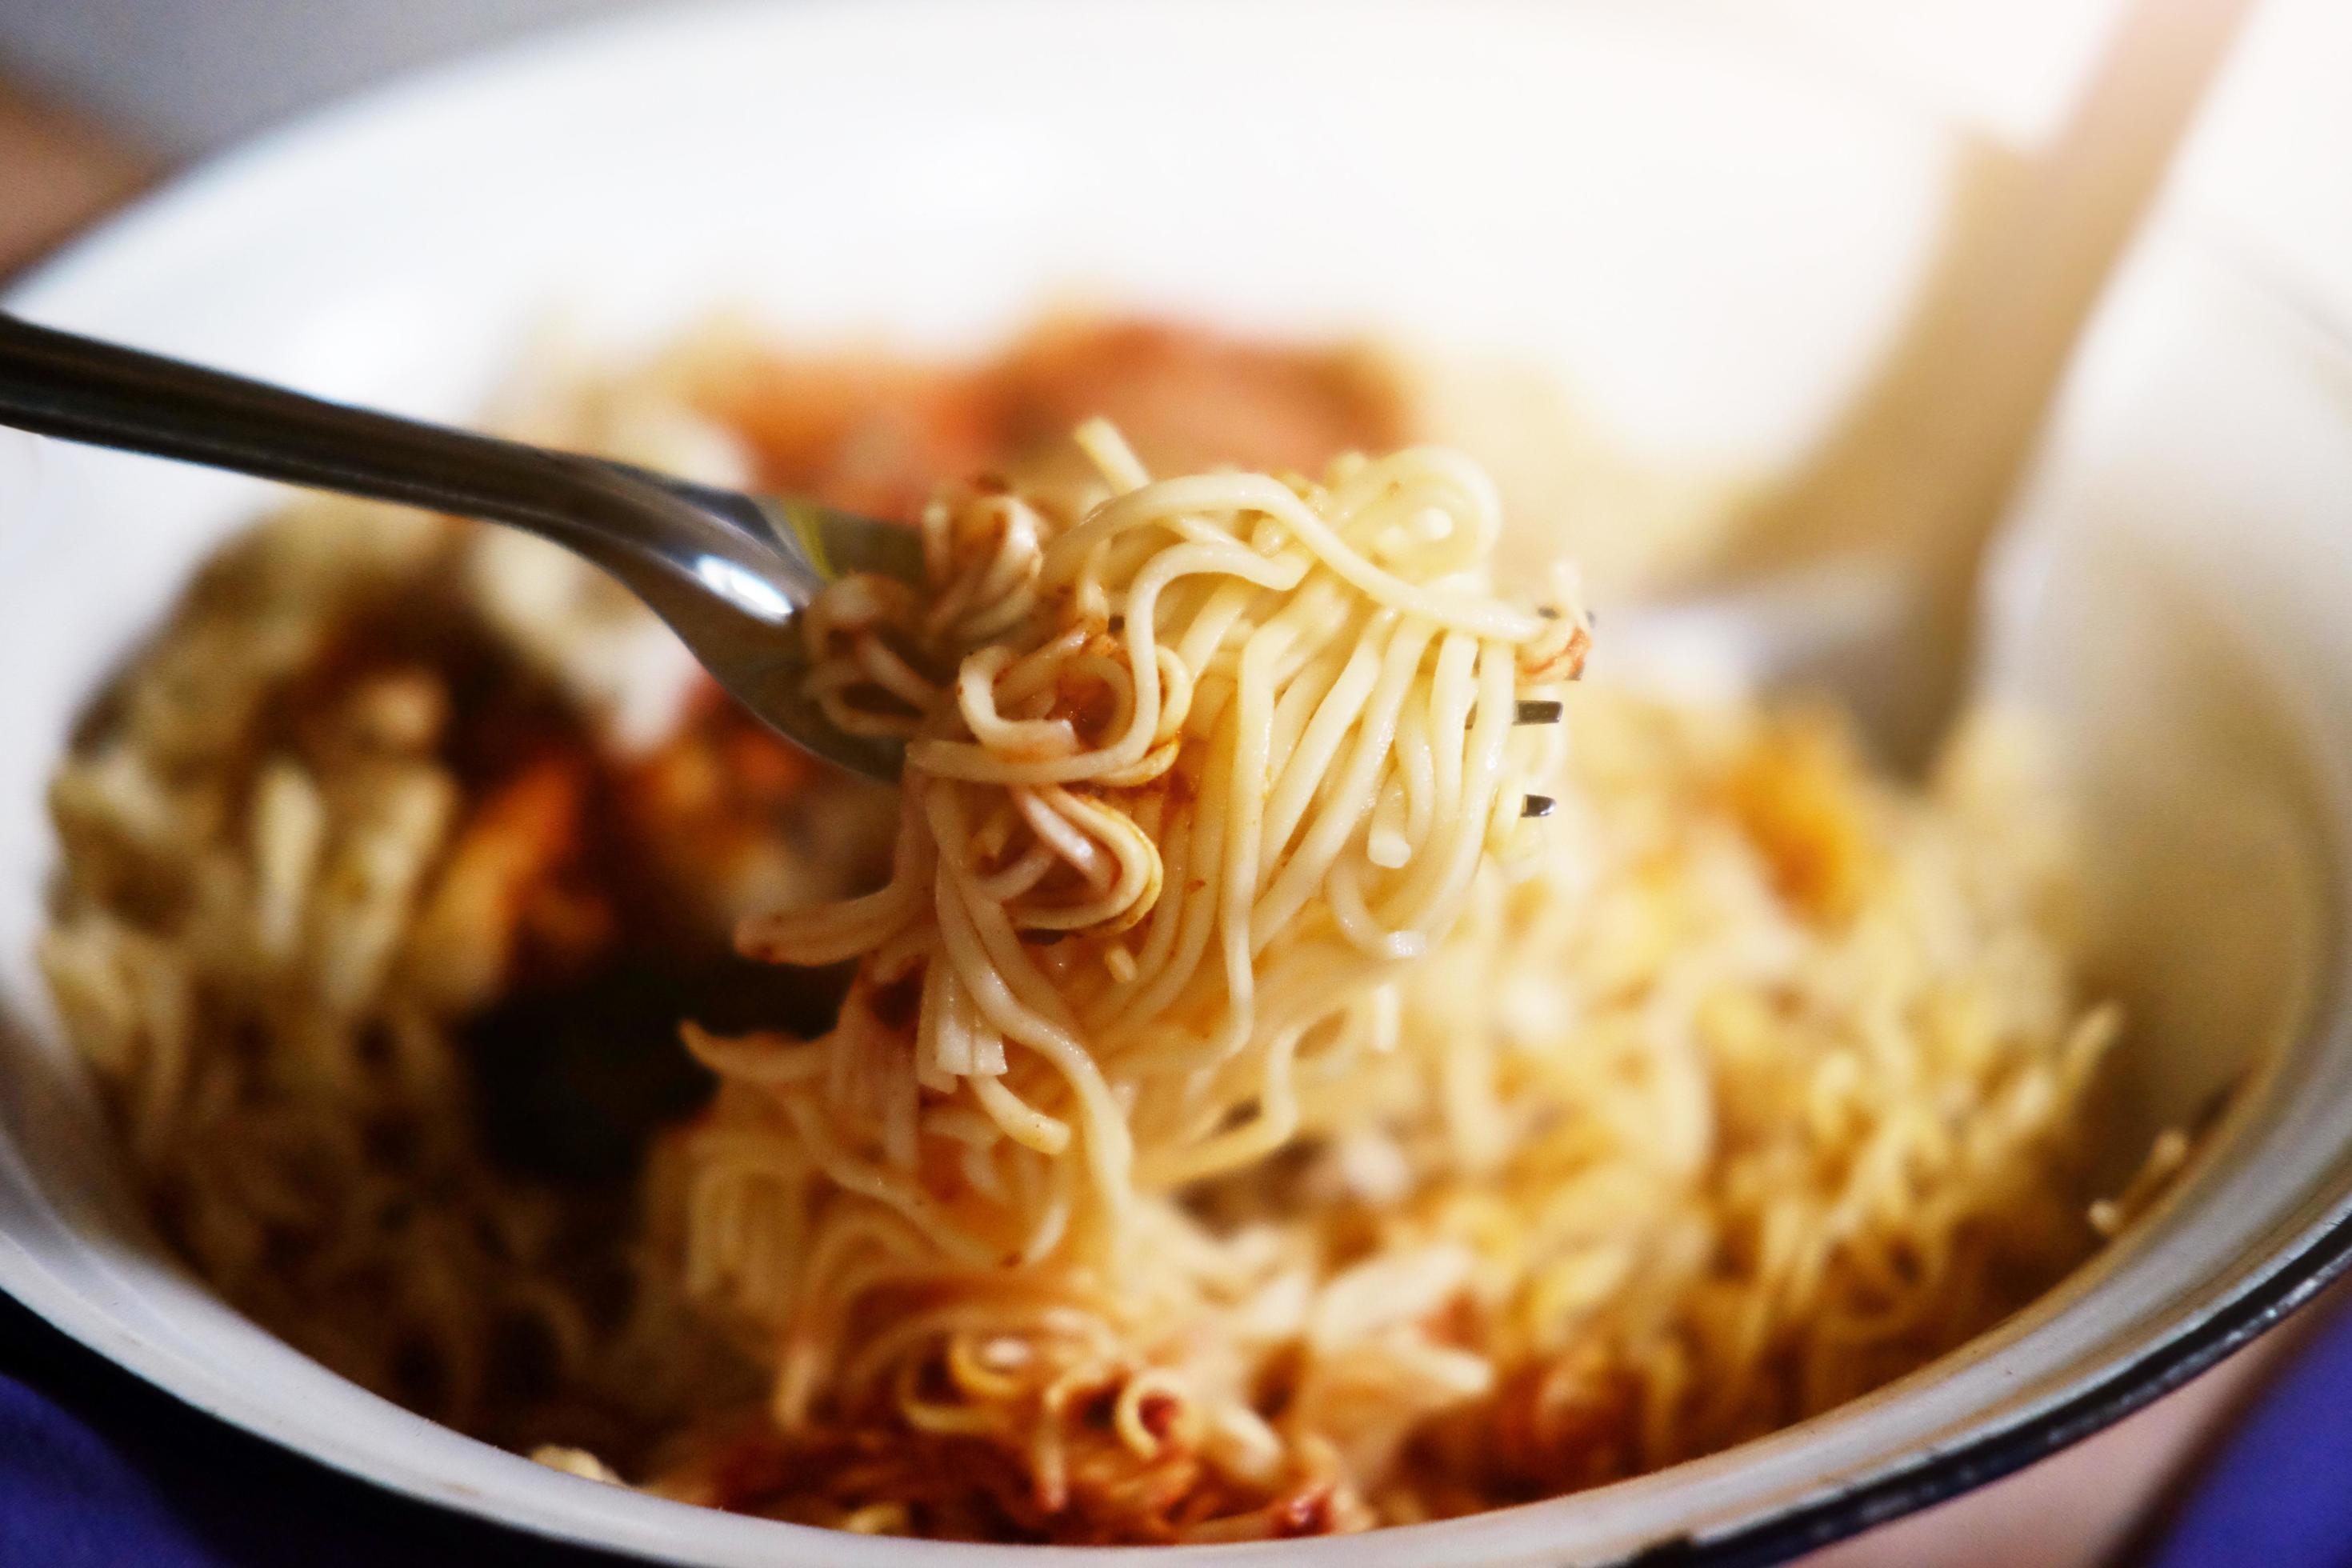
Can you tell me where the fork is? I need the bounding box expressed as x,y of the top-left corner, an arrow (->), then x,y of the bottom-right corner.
0,310 -> 923,778
0,313 -> 1577,789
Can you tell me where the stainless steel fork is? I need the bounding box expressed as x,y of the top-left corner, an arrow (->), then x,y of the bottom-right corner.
0,311 -> 922,778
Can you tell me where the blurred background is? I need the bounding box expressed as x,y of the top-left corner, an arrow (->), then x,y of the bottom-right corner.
3,0 -> 2348,358
3,3 -> 2350,1566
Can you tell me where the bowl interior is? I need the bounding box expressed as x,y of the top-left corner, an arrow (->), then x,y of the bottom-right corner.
4,5 -> 2352,1566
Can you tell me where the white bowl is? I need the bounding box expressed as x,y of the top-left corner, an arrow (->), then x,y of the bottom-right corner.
6,4 -> 2352,1564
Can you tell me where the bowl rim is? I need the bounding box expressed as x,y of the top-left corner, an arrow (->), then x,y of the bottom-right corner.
8,3 -> 2352,1565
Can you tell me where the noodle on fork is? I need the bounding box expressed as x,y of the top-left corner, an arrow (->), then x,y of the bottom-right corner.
715,422 -> 1588,1288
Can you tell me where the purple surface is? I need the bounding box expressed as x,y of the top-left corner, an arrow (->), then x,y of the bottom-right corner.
3,1283 -> 2347,1566
0,1290 -> 619,1567
2146,1296 -> 2352,1568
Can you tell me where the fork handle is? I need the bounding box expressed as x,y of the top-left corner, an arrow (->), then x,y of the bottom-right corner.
0,310 -> 781,593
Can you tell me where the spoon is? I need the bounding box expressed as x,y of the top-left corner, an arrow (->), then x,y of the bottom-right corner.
0,310 -> 924,779
1646,0 -> 2254,768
